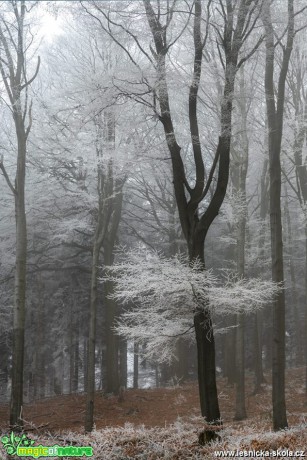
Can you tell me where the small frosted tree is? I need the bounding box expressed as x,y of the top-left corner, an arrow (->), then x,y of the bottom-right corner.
103,248 -> 279,370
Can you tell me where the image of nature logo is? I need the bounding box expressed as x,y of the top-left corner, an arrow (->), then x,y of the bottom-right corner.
1,432 -> 35,455
1,431 -> 94,458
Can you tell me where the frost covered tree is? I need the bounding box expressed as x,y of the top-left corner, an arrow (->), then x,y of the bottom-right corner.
105,248 -> 279,368
31,16 -> 137,431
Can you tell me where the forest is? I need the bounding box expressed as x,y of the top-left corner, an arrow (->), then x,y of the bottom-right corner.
0,0 -> 307,458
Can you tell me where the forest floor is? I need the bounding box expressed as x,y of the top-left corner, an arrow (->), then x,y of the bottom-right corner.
0,367 -> 306,458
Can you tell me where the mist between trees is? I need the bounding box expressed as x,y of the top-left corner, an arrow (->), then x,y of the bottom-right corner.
0,0 -> 307,443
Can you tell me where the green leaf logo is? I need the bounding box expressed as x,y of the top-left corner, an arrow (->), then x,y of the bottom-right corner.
1,432 -> 34,455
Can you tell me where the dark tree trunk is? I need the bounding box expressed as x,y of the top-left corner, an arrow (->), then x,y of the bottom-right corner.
234,314 -> 246,420
285,191 -> 303,366
69,303 -> 74,395
103,186 -> 124,395
133,342 -> 139,389
233,69 -> 248,421
290,58 -> 307,393
174,339 -> 189,383
223,325 -> 236,385
262,0 -> 294,430
83,337 -> 88,393
190,240 -> 221,423
256,160 -> 269,383
104,250 -> 120,395
0,332 -> 10,403
72,323 -> 79,393
119,338 -> 127,389
34,275 -> 45,400
253,311 -> 265,394
85,236 -> 100,432
194,310 -> 220,422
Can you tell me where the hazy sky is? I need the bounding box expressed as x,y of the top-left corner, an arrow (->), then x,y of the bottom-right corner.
40,10 -> 63,41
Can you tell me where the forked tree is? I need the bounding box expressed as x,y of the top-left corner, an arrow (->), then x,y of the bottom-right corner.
141,0 -> 264,425
82,0 -> 265,428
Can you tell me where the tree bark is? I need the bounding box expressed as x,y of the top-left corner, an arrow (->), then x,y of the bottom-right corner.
133,342 -> 139,389
254,160 -> 269,390
85,237 -> 100,432
104,188 -> 124,395
305,226 -> 307,395
119,338 -> 127,389
104,276 -> 120,394
10,152 -> 27,427
233,68 -> 248,421
285,190 -> 302,366
253,311 -> 265,393
289,66 -> 307,391
223,326 -> 236,385
262,0 -> 294,430
194,309 -> 220,422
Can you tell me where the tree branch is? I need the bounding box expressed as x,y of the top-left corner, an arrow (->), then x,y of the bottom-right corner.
20,55 -> 40,91
0,155 -> 17,195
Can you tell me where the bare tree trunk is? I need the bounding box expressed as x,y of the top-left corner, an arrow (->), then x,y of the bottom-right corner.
119,338 -> 127,389
104,191 -> 124,395
85,110 -> 125,430
83,337 -> 88,393
84,122 -> 107,429
190,240 -> 220,423
224,326 -> 236,385
174,339 -> 189,383
285,48 -> 307,390
104,249 -> 120,395
233,67 -> 249,421
254,162 -> 269,390
0,332 -> 10,403
285,190 -> 302,366
72,321 -> 79,394
85,237 -> 100,432
305,226 -> 307,395
69,301 -> 74,395
262,0 -> 294,430
253,311 -> 265,394
234,214 -> 246,419
194,309 -> 220,422
85,164 -> 114,429
256,160 -> 270,382
10,164 -> 27,427
34,273 -> 45,400
133,342 -> 139,389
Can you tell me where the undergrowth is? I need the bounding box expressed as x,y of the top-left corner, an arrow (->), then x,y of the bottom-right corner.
1,417 -> 306,459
